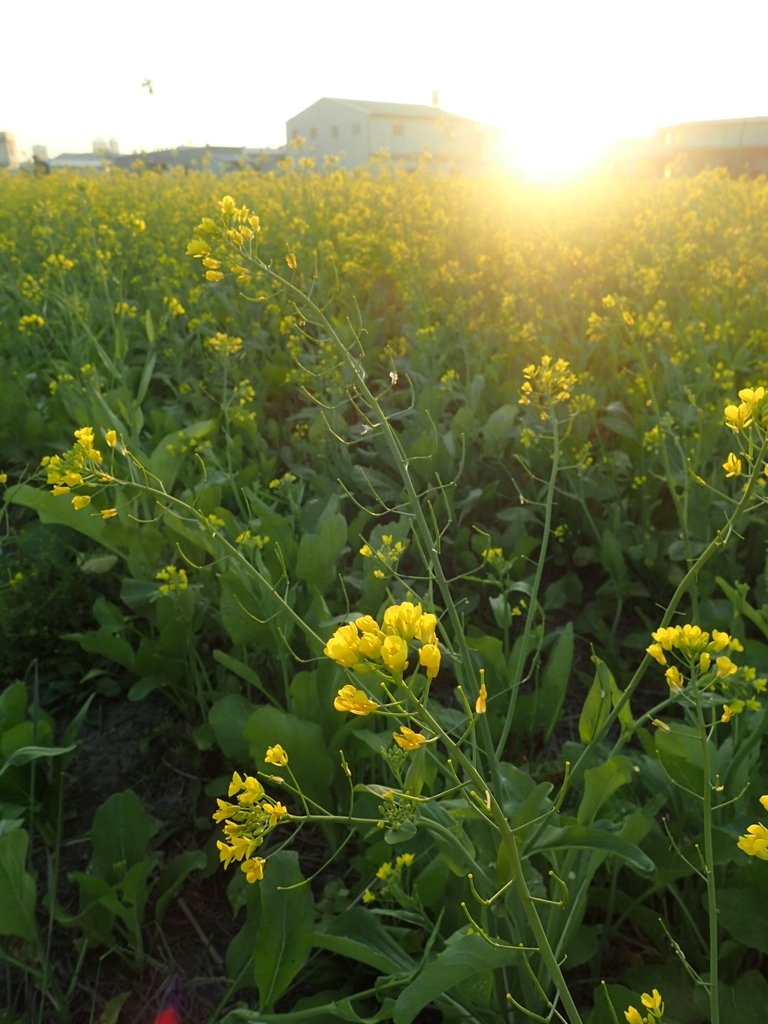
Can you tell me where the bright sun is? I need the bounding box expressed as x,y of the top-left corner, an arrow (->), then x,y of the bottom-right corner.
493,123 -> 615,183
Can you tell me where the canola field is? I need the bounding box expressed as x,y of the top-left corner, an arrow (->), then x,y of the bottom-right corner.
1,164 -> 767,1024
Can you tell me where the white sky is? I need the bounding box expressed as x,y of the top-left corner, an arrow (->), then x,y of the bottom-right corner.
3,0 -> 768,176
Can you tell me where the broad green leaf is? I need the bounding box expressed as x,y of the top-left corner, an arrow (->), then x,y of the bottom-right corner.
0,828 -> 37,942
0,682 -> 29,734
243,706 -> 333,804
718,969 -> 768,1023
90,789 -> 161,880
209,694 -> 258,761
0,719 -> 52,758
392,930 -> 522,1024
295,503 -> 347,590
148,419 -> 217,491
213,649 -> 274,703
154,850 -> 207,922
6,483 -> 129,553
526,823 -> 654,873
63,629 -> 134,669
578,658 -> 613,743
538,622 -> 574,742
481,403 -> 518,455
578,755 -> 633,825
654,723 -> 711,797
600,530 -> 629,593
0,742 -> 76,782
313,906 -> 415,974
98,991 -> 131,1024
719,888 -> 768,956
253,851 -> 314,1012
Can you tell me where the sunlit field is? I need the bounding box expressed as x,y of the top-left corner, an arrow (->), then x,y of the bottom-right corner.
1,161 -> 768,1024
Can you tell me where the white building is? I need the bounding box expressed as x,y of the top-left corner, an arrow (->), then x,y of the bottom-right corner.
0,132 -> 20,169
286,98 -> 487,170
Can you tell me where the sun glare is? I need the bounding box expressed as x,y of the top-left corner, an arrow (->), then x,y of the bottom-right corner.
494,124 -> 615,183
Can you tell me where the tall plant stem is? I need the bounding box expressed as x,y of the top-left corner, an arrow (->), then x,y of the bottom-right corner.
695,695 -> 720,1024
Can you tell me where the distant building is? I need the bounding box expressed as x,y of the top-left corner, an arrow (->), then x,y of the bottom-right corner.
49,152 -> 111,170
286,97 -> 487,170
0,132 -> 20,169
649,117 -> 768,177
112,145 -> 282,174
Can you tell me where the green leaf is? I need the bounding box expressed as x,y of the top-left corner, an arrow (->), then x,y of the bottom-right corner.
0,682 -> 29,735
527,823 -> 654,874
63,629 -> 134,669
654,723 -> 711,797
538,622 -> 574,742
578,657 -> 613,743
209,694 -> 258,761
295,503 -> 347,590
314,906 -> 415,974
90,790 -> 161,880
243,706 -> 334,805
154,850 -> 207,922
213,649 -> 274,703
6,483 -> 129,554
0,828 -> 37,942
577,755 -> 633,825
719,888 -> 768,956
97,991 -> 132,1024
253,851 -> 314,1012
148,419 -> 217,492
392,930 -> 522,1024
0,743 -> 75,782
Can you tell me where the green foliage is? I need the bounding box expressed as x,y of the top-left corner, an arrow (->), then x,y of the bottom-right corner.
2,165 -> 768,1022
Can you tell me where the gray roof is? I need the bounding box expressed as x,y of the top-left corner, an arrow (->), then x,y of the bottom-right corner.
659,115 -> 768,131
290,97 -> 474,123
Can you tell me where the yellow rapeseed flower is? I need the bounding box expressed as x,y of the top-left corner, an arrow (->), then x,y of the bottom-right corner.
665,666 -> 684,690
418,642 -> 441,679
641,989 -> 664,1018
722,452 -> 742,477
242,856 -> 266,883
265,744 -> 289,767
393,726 -> 426,751
476,671 -> 488,715
737,822 -> 768,859
380,634 -> 409,672
334,684 -> 378,716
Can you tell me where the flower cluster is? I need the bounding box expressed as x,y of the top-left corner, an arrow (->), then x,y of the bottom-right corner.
187,194 -> 261,286
155,565 -> 189,595
213,755 -> 290,884
624,988 -> 665,1024
360,533 -> 408,580
724,386 -> 766,433
41,426 -> 118,515
737,794 -> 768,861
362,851 -> 416,905
646,623 -> 765,720
325,602 -> 439,677
519,355 -> 578,421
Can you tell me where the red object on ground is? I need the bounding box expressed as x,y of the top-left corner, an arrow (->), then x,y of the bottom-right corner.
153,1008 -> 180,1024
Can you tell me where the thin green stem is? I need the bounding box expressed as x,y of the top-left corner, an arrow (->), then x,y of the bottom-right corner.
497,409 -> 561,758
695,694 -> 720,1024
